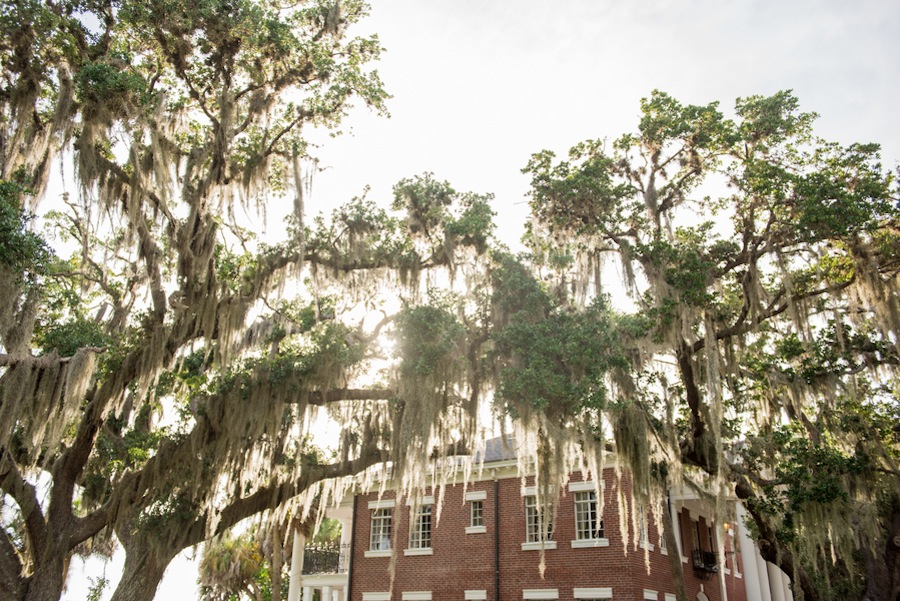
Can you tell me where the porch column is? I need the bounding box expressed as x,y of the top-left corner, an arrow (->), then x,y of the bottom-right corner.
322,585 -> 332,601
735,505 -> 763,601
287,529 -> 307,601
302,587 -> 314,601
767,562 -> 786,601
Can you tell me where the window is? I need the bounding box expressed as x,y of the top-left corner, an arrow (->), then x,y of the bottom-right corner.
369,508 -> 392,551
465,490 -> 487,534
638,506 -> 653,550
471,499 -> 484,527
525,496 -> 553,543
409,504 -> 433,549
574,491 -> 604,539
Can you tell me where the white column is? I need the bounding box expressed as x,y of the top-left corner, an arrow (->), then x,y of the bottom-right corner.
669,499 -> 684,559
332,590 -> 340,601
343,585 -> 349,601
323,585 -> 332,601
754,548 -> 773,601
287,529 -> 307,601
781,571 -> 794,601
735,505 -> 764,601
302,587 -> 314,601
339,517 -> 352,572
767,562 -> 786,601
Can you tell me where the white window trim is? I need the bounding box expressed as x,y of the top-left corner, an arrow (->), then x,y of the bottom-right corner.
368,499 -> 395,510
403,547 -> 434,556
405,496 -> 434,506
724,567 -> 731,574
465,591 -> 487,601
363,549 -> 391,558
573,587 -> 612,599
521,540 -> 558,551
402,593 -> 432,601
466,525 -> 487,534
521,485 -> 537,496
465,490 -> 487,501
643,590 -> 658,601
665,595 -> 677,601
640,541 -> 655,552
567,480 -> 604,493
523,589 -> 559,600
363,594 -> 390,601
570,538 -> 610,548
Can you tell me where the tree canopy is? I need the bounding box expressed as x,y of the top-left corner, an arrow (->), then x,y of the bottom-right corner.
503,89 -> 900,600
0,2 -> 493,600
1,1 -> 898,600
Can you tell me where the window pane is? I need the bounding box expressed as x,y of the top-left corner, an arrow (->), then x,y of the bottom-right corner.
370,508 -> 392,550
410,505 -> 432,549
574,491 -> 603,540
525,496 -> 552,542
471,500 -> 483,527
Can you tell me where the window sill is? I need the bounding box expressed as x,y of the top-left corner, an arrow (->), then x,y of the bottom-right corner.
680,555 -> 689,564
466,525 -> 487,534
660,548 -> 668,555
640,542 -> 655,552
364,549 -> 392,558
404,548 -> 433,556
521,541 -> 557,551
571,538 -> 610,548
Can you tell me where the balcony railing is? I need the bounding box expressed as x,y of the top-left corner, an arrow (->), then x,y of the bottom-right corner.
302,543 -> 350,575
692,549 -> 718,580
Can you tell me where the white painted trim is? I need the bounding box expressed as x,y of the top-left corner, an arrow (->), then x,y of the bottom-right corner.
363,594 -> 390,601
465,490 -> 487,501
665,595 -> 677,601
680,554 -> 689,564
570,538 -> 610,548
643,590 -> 658,600
405,496 -> 434,506
465,591 -> 487,601
573,588 -> 612,599
402,593 -> 431,601
724,567 -> 731,575
640,541 -> 655,552
567,480 -> 604,492
403,548 -> 433,556
521,486 -> 537,496
363,549 -> 391,558
521,540 -> 557,551
368,499 -> 395,510
465,525 -> 487,534
523,590 -> 559,600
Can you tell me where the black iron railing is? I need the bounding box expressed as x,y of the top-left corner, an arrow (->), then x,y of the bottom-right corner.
302,543 -> 350,575
692,549 -> 718,580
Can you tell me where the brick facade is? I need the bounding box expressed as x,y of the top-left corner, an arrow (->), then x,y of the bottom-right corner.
348,468 -> 749,601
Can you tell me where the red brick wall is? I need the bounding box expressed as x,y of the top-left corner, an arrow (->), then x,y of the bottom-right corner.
349,470 -> 750,601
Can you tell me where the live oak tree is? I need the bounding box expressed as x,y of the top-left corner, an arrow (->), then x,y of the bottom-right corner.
498,91 -> 900,601
0,2 -> 494,601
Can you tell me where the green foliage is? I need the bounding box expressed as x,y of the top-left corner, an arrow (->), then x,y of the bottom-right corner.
0,180 -> 50,279
395,304 -> 466,378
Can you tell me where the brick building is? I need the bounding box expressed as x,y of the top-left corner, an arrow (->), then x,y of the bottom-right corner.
288,441 -> 793,601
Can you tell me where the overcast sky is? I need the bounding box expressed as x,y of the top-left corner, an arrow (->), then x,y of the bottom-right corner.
304,0 -> 900,249
63,1 -> 900,599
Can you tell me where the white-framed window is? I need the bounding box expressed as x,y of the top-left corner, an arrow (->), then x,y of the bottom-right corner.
471,499 -> 484,527
574,491 -> 603,539
408,504 -> 433,550
573,587 -> 612,600
525,495 -> 553,543
369,508 -> 392,551
465,490 -> 487,534
638,507 -> 653,551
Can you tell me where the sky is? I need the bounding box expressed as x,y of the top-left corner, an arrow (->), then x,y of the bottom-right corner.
62,1 -> 900,599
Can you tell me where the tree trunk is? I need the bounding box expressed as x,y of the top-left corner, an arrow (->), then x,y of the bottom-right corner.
661,501 -> 689,601
109,542 -> 177,601
270,527 -> 283,601
23,545 -> 68,601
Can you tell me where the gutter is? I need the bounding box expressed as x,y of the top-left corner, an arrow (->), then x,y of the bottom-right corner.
346,494 -> 358,601
494,475 -> 500,601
